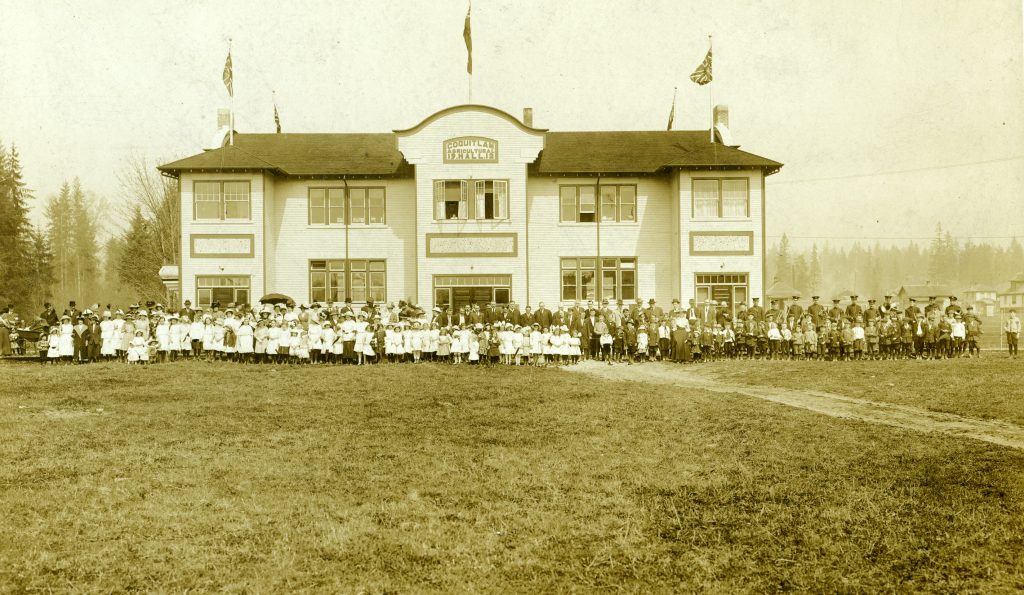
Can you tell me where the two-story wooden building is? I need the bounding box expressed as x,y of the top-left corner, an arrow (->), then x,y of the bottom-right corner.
158,104 -> 782,316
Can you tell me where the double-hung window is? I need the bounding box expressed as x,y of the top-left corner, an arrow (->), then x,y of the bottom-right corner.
308,187 -> 386,225
433,180 -> 508,220
560,257 -> 636,301
559,184 -> 636,223
309,259 -> 387,304
194,181 -> 251,220
692,178 -> 749,218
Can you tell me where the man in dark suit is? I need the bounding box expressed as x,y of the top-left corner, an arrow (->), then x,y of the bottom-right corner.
40,303 -> 59,331
807,296 -> 825,327
787,296 -> 803,322
520,306 -> 534,328
904,298 -> 923,321
73,316 -> 90,363
828,299 -> 844,324
535,301 -> 553,329
748,298 -> 764,323
647,299 -> 664,321
507,303 -> 521,326
86,314 -> 102,362
846,295 -> 863,322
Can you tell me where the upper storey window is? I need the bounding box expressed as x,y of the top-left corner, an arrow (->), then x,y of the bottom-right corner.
194,181 -> 251,220
559,184 -> 636,223
692,178 -> 749,218
433,180 -> 508,221
308,187 -> 386,225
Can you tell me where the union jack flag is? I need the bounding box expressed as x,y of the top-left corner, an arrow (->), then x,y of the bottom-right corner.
223,49 -> 234,97
690,48 -> 712,86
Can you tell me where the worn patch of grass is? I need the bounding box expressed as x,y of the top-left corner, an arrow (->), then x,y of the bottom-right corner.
699,356 -> 1024,426
1,361 -> 1023,592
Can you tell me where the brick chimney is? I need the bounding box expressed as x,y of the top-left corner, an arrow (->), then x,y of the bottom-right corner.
713,105 -> 729,128
522,107 -> 533,127
712,105 -> 739,147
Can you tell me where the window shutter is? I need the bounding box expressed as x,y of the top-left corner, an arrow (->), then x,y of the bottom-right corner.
459,181 -> 469,219
475,181 -> 486,220
495,180 -> 508,219
434,180 -> 445,219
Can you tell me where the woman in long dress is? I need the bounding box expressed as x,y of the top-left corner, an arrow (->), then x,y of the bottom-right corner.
672,319 -> 691,363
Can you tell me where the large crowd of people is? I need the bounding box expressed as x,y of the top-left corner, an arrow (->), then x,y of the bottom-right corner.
1,293 -> 1021,365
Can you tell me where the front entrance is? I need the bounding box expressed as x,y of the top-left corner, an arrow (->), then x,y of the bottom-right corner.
695,273 -> 748,319
434,275 -> 511,312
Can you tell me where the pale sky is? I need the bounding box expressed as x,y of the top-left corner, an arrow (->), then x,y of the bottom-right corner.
2,0 -> 1022,248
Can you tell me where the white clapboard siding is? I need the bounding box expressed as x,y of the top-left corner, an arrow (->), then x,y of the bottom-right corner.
526,175 -> 676,307
265,178 -> 416,305
678,169 -> 766,303
180,172 -> 265,303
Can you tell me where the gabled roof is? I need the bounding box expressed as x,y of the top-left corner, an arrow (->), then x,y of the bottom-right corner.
159,128 -> 782,177
898,284 -> 953,298
530,131 -> 782,175
159,133 -> 412,177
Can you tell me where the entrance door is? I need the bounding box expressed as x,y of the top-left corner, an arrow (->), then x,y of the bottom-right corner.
434,275 -> 512,314
452,287 -> 494,311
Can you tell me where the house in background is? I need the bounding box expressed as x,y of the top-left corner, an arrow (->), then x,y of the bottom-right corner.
897,284 -> 952,310
997,273 -> 1024,312
964,285 -> 998,317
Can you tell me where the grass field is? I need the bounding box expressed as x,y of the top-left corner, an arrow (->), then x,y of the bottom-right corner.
701,356 -> 1024,426
2,360 -> 1023,592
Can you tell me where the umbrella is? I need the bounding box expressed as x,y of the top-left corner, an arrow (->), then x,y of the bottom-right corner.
259,293 -> 295,306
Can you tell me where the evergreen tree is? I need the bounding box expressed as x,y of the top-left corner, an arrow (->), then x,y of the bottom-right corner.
70,178 -> 101,303
117,205 -> 166,301
25,225 -> 54,310
808,243 -> 822,294
45,182 -> 74,306
0,141 -> 34,310
793,254 -> 810,294
775,233 -> 792,283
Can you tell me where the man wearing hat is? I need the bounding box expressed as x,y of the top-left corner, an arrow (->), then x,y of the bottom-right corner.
945,295 -> 962,318
828,299 -> 844,324
86,312 -> 103,363
748,297 -> 764,323
924,296 -> 941,318
786,296 -> 803,323
40,303 -> 59,332
864,299 -> 880,327
904,297 -> 923,322
807,296 -> 824,327
73,316 -> 90,363
647,298 -> 664,321
879,295 -> 896,317
845,295 -> 863,322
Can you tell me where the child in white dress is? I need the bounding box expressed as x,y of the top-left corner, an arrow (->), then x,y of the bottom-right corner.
46,327 -> 61,362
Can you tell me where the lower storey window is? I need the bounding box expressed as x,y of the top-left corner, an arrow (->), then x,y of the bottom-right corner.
310,259 -> 386,304
695,273 -> 748,319
197,276 -> 250,307
561,257 -> 635,302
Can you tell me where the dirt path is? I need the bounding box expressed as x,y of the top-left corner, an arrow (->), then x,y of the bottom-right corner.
565,360 -> 1024,450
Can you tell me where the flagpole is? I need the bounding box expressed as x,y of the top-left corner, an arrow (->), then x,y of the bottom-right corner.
228,38 -> 234,146
466,0 -> 473,103
708,35 -> 713,144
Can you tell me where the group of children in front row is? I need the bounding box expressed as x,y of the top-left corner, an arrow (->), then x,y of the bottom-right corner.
38,304 -> 981,365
